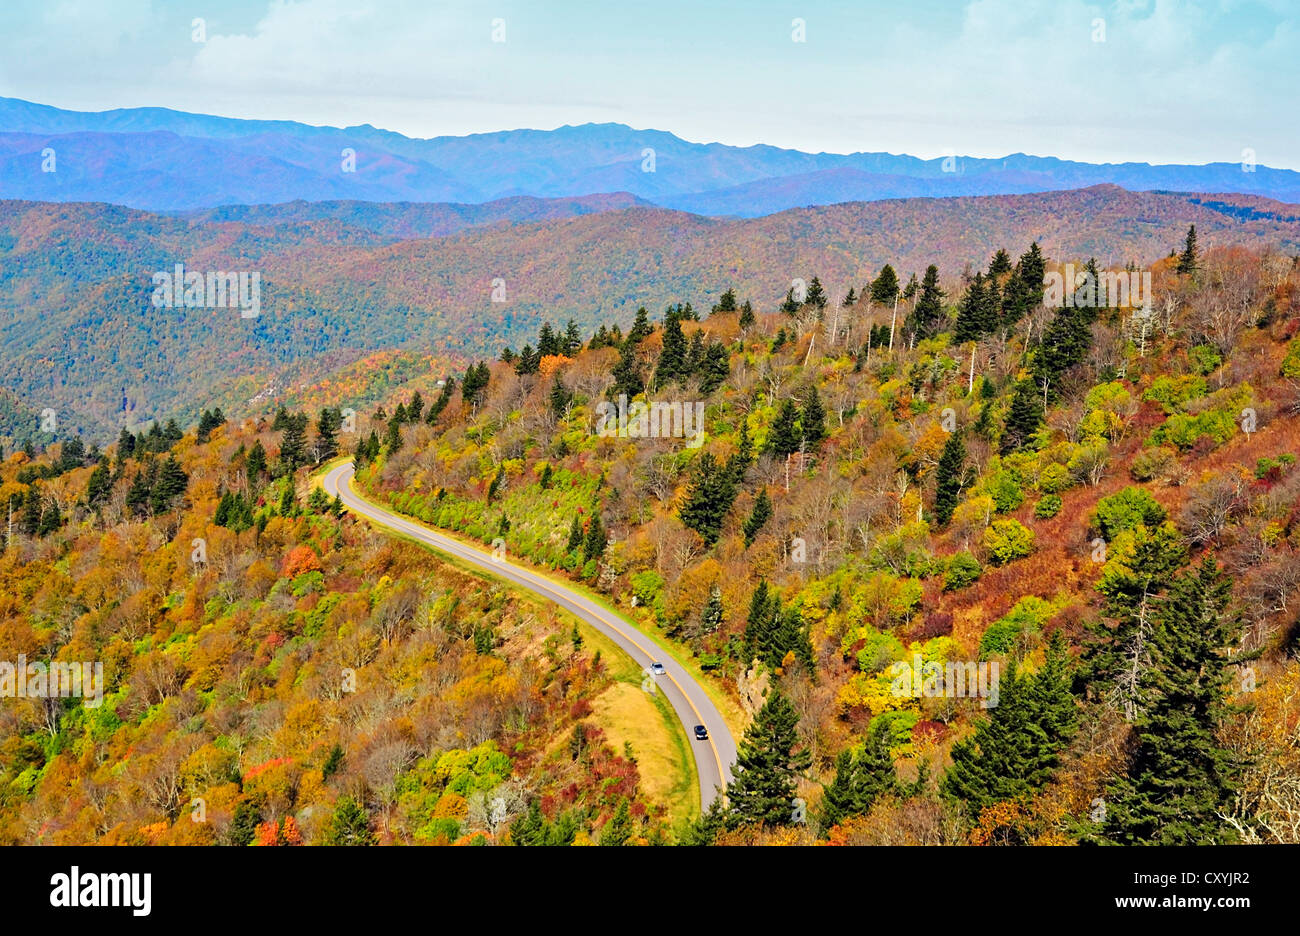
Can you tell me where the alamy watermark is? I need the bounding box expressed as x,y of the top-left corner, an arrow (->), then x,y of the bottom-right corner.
1044,264 -> 1151,310
1,656 -> 104,708
888,654 -> 1000,708
152,263 -> 261,318
595,395 -> 706,448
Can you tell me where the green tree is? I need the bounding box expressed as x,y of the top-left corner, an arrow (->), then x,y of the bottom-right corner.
819,719 -> 901,828
933,432 -> 966,526
800,386 -> 827,447
869,264 -> 900,306
678,452 -> 738,546
1096,558 -> 1246,844
766,399 -> 801,458
1176,224 -> 1199,275
908,265 -> 945,338
742,488 -> 773,547
324,796 -> 375,846
726,689 -> 811,827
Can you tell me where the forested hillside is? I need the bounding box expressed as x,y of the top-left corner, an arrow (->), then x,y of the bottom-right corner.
0,410 -> 677,845
349,233 -> 1300,844
2,187 -> 1299,443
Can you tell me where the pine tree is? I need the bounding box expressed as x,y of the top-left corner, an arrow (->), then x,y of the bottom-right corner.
953,272 -> 990,343
744,580 -> 776,664
869,264 -> 900,306
766,399 -> 801,458
86,459 -> 112,508
1018,241 -> 1047,308
712,288 -> 737,315
1000,379 -> 1043,454
988,248 -> 1013,277
566,515 -> 584,552
280,412 -> 308,470
582,513 -> 606,563
408,391 -> 424,423
742,489 -> 773,547
599,799 -> 634,846
726,689 -> 811,827
324,796 -> 375,846
800,386 -> 826,447
819,720 -> 901,828
933,432 -> 966,526
678,452 -> 738,546
383,417 -> 403,454
804,276 -> 827,313
246,439 -> 267,483
1176,224 -> 1199,275
738,301 -> 756,330
909,265 -> 945,338
1097,558 -> 1245,844
655,306 -> 688,385
941,642 -> 1077,819
1081,522 -> 1188,718
315,407 -> 341,463
150,455 -> 189,513
610,343 -> 644,399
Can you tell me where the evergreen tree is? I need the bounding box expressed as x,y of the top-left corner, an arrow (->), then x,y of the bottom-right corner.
1081,522 -> 1188,718
315,407 -> 341,463
678,452 -> 738,546
599,799 -> 634,846
819,720 -> 901,828
1097,558 -> 1245,845
869,264 -> 900,306
743,580 -> 776,664
1176,224 -> 1199,275
804,276 -> 828,314
726,689 -> 811,827
86,459 -> 112,508
712,288 -> 738,315
953,272 -> 991,343
841,286 -> 858,307
988,248 -> 1013,277
461,361 -> 491,410
941,638 -> 1077,819
1018,241 -> 1047,308
566,514 -> 585,552
117,426 -> 136,460
610,343 -> 644,399
766,399 -> 801,458
738,301 -> 756,330
149,454 -> 189,513
800,386 -> 826,447
383,417 -> 403,455
909,265 -> 945,338
582,513 -> 606,563
324,796 -> 375,846
742,488 -> 773,547
1000,379 -> 1043,454
279,412 -> 308,471
933,432 -> 966,526
246,439 -> 268,483
563,319 -> 583,356
655,306 -> 688,385
408,391 -> 424,423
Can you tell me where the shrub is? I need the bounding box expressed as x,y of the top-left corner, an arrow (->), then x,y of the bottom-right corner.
1130,445 -> 1179,482
978,596 -> 1054,659
1037,462 -> 1071,494
943,551 -> 983,591
1188,344 -> 1222,376
1093,486 -> 1166,539
1282,337 -> 1300,378
985,470 -> 1025,513
982,519 -> 1035,565
1034,494 -> 1062,519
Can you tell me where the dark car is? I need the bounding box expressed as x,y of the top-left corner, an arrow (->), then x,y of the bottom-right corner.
693,725 -> 709,741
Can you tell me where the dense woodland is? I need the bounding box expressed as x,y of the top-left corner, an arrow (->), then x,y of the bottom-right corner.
4,227 -> 1300,845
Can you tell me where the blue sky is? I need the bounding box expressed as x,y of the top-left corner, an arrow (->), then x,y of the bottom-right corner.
0,0 -> 1296,167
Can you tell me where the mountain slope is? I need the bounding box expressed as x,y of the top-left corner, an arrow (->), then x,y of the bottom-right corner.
4,97 -> 1300,213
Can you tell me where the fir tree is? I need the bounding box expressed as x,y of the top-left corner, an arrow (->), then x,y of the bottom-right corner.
742,488 -> 773,547
933,432 -> 966,526
678,452 -> 738,546
1000,379 -> 1043,454
869,264 -> 900,306
700,584 -> 724,635
1176,224 -> 1199,275
1096,558 -> 1245,845
819,720 -> 901,828
324,796 -> 375,846
766,399 -> 801,458
800,386 -> 827,447
582,513 -> 606,563
726,689 -> 811,827
909,265 -> 945,338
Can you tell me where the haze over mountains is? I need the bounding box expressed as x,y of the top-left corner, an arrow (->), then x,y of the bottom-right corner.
3,185 -> 1299,442
4,97 -> 1300,215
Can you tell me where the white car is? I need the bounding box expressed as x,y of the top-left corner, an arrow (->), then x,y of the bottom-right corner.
650,662 -> 666,676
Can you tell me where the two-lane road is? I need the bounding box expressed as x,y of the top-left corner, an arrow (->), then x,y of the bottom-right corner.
320,461 -> 737,811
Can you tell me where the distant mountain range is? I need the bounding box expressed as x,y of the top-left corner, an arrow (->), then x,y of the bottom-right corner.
3,184 -> 1299,441
3,97 -> 1299,215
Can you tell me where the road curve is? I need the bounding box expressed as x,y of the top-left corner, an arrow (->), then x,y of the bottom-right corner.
321,461 -> 737,811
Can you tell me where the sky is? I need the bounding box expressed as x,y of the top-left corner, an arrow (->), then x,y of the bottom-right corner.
0,0 -> 1296,168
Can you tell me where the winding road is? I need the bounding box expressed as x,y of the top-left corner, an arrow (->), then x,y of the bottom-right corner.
320,461 -> 738,811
